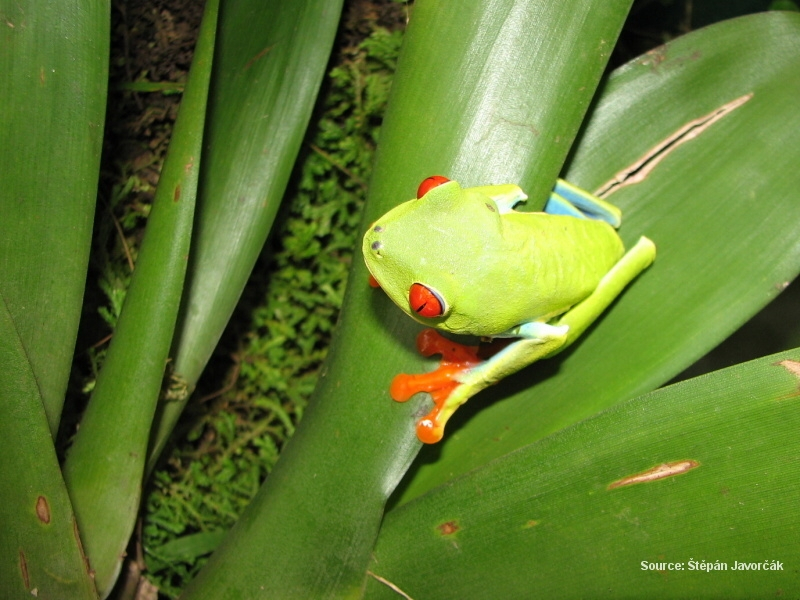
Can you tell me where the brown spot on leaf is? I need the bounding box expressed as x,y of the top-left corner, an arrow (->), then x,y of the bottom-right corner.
639,46 -> 701,73
523,520 -> 539,529
776,359 -> 800,379
19,550 -> 29,590
639,45 -> 668,70
244,44 -> 276,70
608,460 -> 700,489
35,496 -> 50,524
173,185 -> 181,202
73,518 -> 92,575
436,520 -> 459,536
775,360 -> 800,398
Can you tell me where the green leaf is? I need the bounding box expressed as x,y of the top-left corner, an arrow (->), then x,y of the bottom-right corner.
364,0 -> 633,212
397,10 -> 800,505
366,349 -> 800,598
147,0 -> 346,467
0,0 -> 108,434
0,0 -> 107,595
180,1 -> 634,597
0,298 -> 96,598
61,0 -> 219,594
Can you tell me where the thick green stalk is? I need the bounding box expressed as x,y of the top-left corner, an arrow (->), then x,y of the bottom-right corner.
62,0 -> 219,595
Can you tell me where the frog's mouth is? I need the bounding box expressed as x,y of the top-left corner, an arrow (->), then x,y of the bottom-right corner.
363,249 -> 383,288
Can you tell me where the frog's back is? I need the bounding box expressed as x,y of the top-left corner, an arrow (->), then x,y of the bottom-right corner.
441,212 -> 624,336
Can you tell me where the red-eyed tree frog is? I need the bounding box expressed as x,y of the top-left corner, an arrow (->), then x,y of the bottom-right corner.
363,176 -> 655,444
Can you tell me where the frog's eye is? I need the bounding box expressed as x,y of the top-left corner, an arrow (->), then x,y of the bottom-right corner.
409,283 -> 446,318
416,175 -> 450,199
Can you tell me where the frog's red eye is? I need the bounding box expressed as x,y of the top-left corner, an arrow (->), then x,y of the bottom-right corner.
416,175 -> 450,199
409,283 -> 445,318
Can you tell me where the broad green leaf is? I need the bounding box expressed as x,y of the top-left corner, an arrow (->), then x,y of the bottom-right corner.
365,0 -> 633,211
397,11 -> 800,505
62,1 -> 219,594
366,349 -> 800,598
0,0 -> 108,434
180,1 -> 633,597
0,0 -> 107,596
147,0 -> 345,467
0,298 -> 96,599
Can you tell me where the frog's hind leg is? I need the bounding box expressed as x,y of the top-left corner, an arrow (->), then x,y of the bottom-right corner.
545,179 -> 622,228
391,324 -> 569,444
555,235 -> 656,349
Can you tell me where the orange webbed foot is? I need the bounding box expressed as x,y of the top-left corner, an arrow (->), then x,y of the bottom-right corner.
390,329 -> 482,444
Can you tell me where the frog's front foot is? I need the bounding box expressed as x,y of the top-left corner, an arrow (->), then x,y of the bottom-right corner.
391,329 -> 483,443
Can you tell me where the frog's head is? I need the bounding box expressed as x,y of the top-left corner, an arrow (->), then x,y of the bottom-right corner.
363,176 -> 505,332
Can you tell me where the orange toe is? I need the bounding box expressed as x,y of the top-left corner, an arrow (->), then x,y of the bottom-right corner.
391,329 -> 482,444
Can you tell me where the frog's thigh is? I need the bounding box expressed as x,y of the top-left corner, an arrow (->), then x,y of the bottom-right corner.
435,327 -> 568,431
557,235 -> 656,347
460,322 -> 569,387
